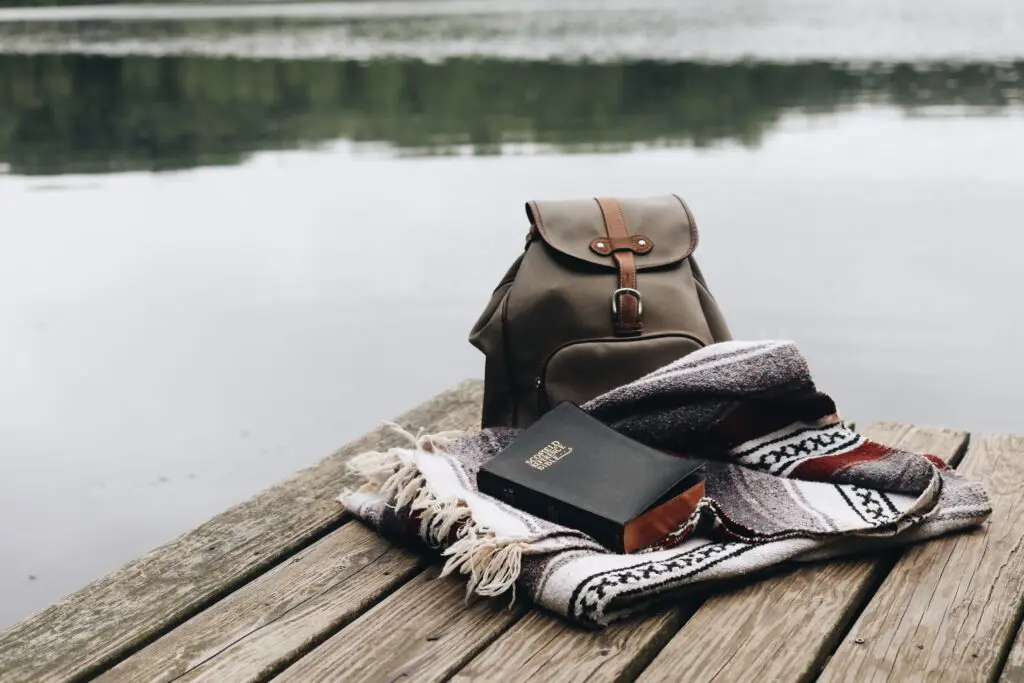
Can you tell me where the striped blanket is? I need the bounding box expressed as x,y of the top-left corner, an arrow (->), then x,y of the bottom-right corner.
340,341 -> 991,627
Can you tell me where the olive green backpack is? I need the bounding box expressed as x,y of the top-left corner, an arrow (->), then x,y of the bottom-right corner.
469,194 -> 731,428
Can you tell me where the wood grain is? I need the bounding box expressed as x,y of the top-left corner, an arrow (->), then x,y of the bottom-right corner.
95,522 -> 425,683
451,606 -> 688,683
999,593 -> 1024,681
0,380 -> 483,683
274,566 -> 526,682
634,423 -> 967,683
820,433 -> 1024,683
445,425 -> 893,683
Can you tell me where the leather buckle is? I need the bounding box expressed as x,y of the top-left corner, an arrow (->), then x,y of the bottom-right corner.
611,288 -> 642,317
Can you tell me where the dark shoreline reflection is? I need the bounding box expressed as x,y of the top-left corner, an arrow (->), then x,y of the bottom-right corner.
1,54 -> 1022,176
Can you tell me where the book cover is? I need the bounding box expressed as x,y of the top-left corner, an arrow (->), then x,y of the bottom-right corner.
476,401 -> 706,552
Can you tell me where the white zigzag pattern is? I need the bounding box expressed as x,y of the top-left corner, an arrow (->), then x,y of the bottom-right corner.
732,424 -> 865,476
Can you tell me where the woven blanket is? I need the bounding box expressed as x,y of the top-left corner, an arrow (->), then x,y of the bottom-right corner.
340,341 -> 991,627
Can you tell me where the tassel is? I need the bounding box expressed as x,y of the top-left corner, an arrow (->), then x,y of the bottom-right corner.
339,440 -> 527,606
441,531 -> 526,607
381,420 -> 424,447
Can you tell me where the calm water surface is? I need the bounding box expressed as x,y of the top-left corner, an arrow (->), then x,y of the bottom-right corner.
2,0 -> 1023,627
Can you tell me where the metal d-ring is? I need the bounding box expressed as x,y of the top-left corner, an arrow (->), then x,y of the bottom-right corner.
611,288 -> 643,316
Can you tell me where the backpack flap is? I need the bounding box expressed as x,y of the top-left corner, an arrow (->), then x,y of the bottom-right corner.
524,194 -> 698,270
525,195 -> 699,336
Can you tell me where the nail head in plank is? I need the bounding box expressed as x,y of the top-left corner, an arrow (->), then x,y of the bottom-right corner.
0,380 -> 483,683
820,433 -> 1023,683
634,423 -> 966,683
274,566 -> 525,683
96,522 -> 425,683
450,606 -> 687,683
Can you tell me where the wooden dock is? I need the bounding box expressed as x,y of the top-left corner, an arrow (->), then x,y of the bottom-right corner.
2,379 -> 1023,683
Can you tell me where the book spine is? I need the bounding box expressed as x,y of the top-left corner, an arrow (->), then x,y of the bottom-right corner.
477,470 -> 621,551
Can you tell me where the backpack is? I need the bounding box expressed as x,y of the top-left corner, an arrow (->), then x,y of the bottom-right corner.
469,194 -> 731,428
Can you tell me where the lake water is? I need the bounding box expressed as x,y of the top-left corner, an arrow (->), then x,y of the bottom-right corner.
2,0 -> 1023,628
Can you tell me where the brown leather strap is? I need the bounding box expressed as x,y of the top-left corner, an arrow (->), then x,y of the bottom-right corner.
589,235 -> 653,256
595,197 -> 643,336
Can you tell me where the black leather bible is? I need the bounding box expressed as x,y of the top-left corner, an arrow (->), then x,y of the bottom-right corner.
476,402 -> 706,553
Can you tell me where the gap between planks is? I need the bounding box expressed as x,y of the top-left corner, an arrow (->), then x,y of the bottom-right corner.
0,380 -> 484,683
446,422 -> 966,683
272,566 -> 529,683
454,423 -> 884,683
819,433 -> 1024,683
4,384 -> 1006,683
631,423 -> 970,683
95,521 -> 430,683
252,422 -> 977,683
450,604 -> 692,683
150,423 -> 1020,683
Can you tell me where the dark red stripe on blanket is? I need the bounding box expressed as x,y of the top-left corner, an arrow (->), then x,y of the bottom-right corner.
790,441 -> 951,481
708,392 -> 840,450
790,441 -> 894,480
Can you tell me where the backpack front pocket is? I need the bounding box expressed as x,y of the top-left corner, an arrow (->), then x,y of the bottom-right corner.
539,333 -> 706,412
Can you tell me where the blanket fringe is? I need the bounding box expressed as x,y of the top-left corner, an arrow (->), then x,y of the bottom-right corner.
340,443 -> 525,606
417,496 -> 472,545
340,448 -> 423,508
442,530 -> 526,605
345,448 -> 404,485
380,420 -> 469,453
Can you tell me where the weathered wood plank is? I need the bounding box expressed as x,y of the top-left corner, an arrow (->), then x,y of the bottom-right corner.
274,566 -> 526,682
999,600 -> 1024,681
451,424 -> 870,683
451,606 -> 688,683
634,423 -> 967,683
0,380 -> 483,683
95,522 -> 426,683
820,433 -> 1024,683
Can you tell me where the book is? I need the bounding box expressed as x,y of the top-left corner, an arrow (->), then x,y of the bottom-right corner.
476,401 -> 706,553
